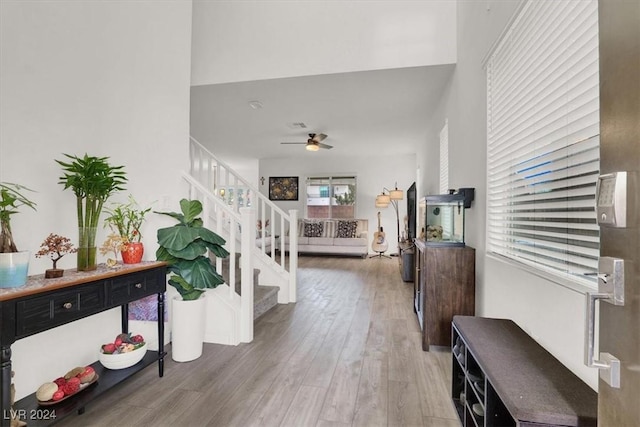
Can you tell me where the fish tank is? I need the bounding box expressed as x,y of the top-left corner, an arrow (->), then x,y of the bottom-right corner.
419,189 -> 474,247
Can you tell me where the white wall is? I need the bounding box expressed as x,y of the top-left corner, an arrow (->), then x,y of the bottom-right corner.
259,154 -> 415,249
421,0 -> 598,389
191,0 -> 456,85
0,0 -> 193,399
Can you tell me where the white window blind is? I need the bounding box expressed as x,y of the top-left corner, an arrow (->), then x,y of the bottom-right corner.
486,0 -> 600,286
439,120 -> 449,194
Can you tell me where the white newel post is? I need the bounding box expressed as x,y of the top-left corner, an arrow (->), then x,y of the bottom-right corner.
240,207 -> 255,343
289,209 -> 298,303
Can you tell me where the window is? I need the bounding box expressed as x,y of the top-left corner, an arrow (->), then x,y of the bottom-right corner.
306,176 -> 357,219
439,120 -> 453,237
486,0 -> 600,287
439,119 -> 449,194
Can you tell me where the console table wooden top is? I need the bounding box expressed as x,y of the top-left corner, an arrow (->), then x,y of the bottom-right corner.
0,261 -> 166,302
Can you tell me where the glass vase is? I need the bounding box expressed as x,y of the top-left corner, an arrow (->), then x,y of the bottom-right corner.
77,227 -> 98,271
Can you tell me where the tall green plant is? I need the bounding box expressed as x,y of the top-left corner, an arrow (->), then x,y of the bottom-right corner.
0,182 -> 37,253
156,199 -> 229,301
56,154 -> 127,270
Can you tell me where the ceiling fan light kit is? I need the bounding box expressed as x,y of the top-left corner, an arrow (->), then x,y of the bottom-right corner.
306,142 -> 320,152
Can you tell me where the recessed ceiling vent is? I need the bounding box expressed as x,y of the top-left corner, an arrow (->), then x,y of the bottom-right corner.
288,122 -> 307,129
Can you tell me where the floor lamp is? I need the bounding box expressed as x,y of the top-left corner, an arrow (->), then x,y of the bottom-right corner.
375,183 -> 404,256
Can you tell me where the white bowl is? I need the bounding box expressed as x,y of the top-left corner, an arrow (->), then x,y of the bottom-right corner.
99,343 -> 147,369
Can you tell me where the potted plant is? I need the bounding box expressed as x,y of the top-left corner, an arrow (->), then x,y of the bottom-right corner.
104,195 -> 151,264
155,199 -> 229,362
35,233 -> 77,278
56,154 -> 127,271
0,182 -> 37,288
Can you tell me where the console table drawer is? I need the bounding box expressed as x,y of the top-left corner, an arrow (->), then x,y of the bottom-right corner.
16,283 -> 106,337
108,270 -> 162,305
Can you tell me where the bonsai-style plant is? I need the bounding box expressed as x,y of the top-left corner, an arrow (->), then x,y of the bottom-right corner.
104,195 -> 151,264
0,182 -> 37,253
99,233 -> 125,267
56,154 -> 127,271
155,199 -> 229,301
35,233 -> 77,278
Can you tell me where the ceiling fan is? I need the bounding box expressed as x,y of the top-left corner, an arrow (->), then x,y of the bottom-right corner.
281,133 -> 333,151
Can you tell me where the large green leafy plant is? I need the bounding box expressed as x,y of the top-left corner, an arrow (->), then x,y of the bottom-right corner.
156,199 -> 229,301
0,182 -> 37,253
56,154 -> 127,270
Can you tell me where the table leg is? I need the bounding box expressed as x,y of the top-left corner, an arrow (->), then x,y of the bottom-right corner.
157,292 -> 165,377
121,304 -> 129,334
1,345 -> 11,427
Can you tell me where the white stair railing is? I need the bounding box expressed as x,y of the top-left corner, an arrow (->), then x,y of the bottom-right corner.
181,172 -> 253,343
189,136 -> 298,303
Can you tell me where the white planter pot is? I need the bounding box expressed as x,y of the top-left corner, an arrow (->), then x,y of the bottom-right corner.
171,294 -> 206,362
0,251 -> 30,288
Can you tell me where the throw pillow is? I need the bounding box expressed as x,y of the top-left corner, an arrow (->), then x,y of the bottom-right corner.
336,220 -> 358,238
304,221 -> 324,237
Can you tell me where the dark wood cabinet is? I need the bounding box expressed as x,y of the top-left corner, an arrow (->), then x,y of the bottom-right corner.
1,262 -> 166,426
413,240 -> 475,351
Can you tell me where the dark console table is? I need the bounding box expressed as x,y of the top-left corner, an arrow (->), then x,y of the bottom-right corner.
452,316 -> 597,427
0,261 -> 167,426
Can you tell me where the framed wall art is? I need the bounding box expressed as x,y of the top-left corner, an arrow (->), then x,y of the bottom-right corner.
269,176 -> 299,201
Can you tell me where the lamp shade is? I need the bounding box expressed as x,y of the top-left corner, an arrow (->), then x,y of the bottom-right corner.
375,201 -> 389,208
389,189 -> 403,200
376,193 -> 391,205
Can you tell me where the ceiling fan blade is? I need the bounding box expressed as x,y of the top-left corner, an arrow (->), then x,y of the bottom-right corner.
280,142 -> 306,145
311,133 -> 328,142
317,142 -> 333,149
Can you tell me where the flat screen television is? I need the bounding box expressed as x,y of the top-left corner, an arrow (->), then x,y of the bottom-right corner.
407,182 -> 416,240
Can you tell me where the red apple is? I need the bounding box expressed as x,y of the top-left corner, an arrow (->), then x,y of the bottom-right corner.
77,366 -> 96,384
52,389 -> 65,401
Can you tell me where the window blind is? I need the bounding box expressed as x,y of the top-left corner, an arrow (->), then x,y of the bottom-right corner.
486,0 -> 600,286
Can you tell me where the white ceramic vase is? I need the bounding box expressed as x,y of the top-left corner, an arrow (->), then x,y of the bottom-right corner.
171,293 -> 206,362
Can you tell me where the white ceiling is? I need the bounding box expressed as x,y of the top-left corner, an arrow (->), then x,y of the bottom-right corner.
189,64 -> 455,164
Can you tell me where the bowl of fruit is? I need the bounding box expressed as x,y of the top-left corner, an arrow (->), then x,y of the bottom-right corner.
99,333 -> 147,369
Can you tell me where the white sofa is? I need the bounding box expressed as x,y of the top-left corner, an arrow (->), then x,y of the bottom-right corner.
285,219 -> 369,258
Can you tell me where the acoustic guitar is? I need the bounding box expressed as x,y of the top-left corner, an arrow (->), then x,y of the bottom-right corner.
371,211 -> 388,253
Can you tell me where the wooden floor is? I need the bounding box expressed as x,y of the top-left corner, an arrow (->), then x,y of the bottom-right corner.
59,256 -> 459,427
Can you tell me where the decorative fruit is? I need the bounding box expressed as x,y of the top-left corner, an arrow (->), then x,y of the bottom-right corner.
64,367 -> 85,380
101,332 -> 144,354
52,389 -> 65,401
102,343 -> 117,354
62,377 -> 81,395
78,366 -> 96,384
36,382 -> 58,401
53,377 -> 66,387
115,333 -> 131,344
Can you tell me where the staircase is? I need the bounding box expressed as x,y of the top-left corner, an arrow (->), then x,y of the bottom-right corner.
181,137 -> 299,345
221,253 -> 279,321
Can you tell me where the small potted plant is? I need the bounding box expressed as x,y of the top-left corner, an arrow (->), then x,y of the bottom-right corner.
155,199 -> 229,362
56,153 -> 127,271
35,233 -> 77,278
0,182 -> 37,288
104,195 -> 151,264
